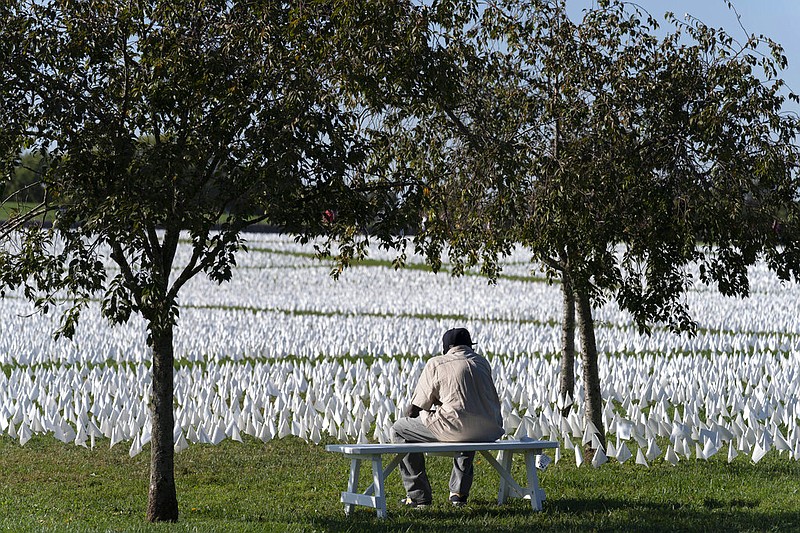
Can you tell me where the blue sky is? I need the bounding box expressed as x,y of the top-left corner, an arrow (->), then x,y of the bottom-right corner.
566,0 -> 800,114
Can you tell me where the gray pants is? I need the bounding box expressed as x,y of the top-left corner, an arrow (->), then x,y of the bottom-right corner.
391,417 -> 474,503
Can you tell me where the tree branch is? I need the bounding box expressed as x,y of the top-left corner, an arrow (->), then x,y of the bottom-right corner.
145,223 -> 163,272
166,234 -> 206,301
0,203 -> 49,240
110,239 -> 144,310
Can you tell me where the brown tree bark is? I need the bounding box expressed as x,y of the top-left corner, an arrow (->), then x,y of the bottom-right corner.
575,287 -> 606,451
146,323 -> 179,522
559,272 -> 575,417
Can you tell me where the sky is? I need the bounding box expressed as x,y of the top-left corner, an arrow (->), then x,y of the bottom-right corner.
566,0 -> 800,114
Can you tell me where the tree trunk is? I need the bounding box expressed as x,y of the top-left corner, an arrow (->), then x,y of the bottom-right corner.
575,288 -> 606,451
146,323 -> 179,522
559,272 -> 575,417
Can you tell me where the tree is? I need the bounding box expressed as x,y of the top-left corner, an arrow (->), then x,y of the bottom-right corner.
385,0 -> 800,451
0,0 -> 432,522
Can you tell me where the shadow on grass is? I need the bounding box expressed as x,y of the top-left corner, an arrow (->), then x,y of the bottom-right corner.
311,496 -> 799,533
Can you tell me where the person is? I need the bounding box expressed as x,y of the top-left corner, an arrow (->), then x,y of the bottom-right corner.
391,327 -> 505,508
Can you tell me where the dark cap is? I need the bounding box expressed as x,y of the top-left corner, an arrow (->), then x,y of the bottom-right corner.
442,327 -> 475,354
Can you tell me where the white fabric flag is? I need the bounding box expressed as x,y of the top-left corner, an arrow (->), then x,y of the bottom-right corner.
591,447 -> 608,468
635,448 -> 649,467
616,442 -> 633,463
575,445 -> 584,467
665,445 -> 679,466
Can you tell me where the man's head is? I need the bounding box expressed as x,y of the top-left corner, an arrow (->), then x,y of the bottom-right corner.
442,327 -> 474,354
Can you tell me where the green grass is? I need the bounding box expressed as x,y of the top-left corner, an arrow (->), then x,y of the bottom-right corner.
0,435 -> 798,532
0,200 -> 56,223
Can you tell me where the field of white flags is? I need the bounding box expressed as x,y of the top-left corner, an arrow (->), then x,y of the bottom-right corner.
1,232 -> 800,468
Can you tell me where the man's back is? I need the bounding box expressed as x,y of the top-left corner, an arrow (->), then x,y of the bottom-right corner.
412,346 -> 504,442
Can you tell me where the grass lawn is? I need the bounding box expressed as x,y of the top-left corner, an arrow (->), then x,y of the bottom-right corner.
0,434 -> 797,532
0,201 -> 39,220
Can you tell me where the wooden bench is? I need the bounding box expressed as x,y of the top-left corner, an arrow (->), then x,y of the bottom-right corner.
325,439 -> 559,518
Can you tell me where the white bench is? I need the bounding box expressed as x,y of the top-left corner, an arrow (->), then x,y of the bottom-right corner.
325,440 -> 559,518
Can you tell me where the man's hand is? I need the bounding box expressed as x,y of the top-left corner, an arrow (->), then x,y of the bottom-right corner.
406,404 -> 422,418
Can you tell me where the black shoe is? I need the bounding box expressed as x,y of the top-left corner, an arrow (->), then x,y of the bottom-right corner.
449,493 -> 468,507
400,496 -> 431,509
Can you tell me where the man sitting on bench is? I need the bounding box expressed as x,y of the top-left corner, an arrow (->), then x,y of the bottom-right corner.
392,327 -> 505,508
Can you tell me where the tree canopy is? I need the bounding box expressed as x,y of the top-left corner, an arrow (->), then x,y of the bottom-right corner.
385,0 -> 800,446
0,0 -> 434,521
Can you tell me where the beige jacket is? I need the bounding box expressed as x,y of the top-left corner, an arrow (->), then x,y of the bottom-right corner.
412,346 -> 504,442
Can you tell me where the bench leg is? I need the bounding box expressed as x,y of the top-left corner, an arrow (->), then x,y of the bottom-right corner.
345,458 -> 362,515
340,454 -> 403,518
524,451 -> 544,511
363,453 -> 403,497
497,450 -> 513,504
371,455 -> 387,519
480,450 -> 526,501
